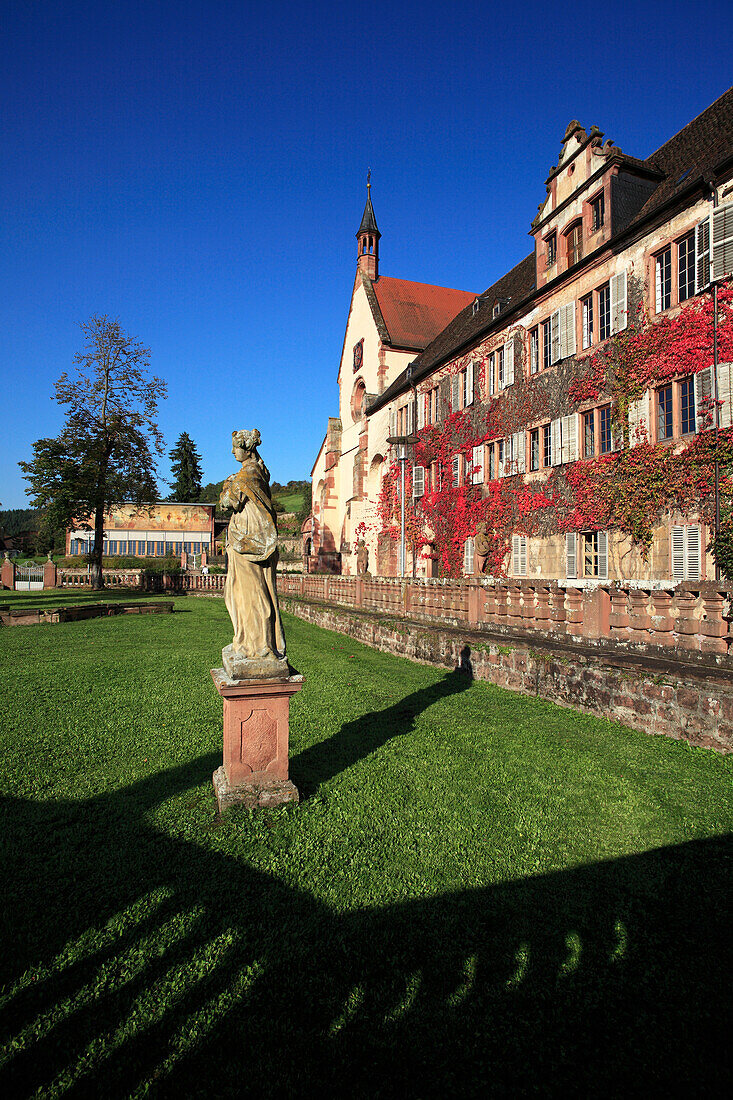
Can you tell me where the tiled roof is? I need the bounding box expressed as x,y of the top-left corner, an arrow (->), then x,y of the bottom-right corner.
632,85 -> 733,225
370,254 -> 536,410
371,276 -> 476,351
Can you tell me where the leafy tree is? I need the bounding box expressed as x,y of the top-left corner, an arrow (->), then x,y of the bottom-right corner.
168,432 -> 203,501
19,315 -> 166,589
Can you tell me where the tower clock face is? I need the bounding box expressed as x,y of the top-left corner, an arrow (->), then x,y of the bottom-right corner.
353,339 -> 363,373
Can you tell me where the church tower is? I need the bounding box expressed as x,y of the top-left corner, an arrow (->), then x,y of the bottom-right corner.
356,171 -> 380,280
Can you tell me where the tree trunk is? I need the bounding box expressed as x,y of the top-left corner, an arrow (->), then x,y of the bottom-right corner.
90,500 -> 105,589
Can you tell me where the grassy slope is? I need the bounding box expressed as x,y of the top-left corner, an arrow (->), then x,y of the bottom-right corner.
0,598 -> 731,1097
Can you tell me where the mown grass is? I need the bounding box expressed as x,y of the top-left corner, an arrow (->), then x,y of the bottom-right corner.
0,597 -> 731,1097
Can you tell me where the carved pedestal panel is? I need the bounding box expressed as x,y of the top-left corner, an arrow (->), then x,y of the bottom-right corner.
211,669 -> 304,812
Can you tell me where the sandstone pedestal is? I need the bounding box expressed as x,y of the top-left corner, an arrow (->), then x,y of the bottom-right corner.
211,668 -> 303,813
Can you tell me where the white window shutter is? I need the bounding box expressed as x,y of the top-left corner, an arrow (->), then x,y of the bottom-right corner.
451,375 -> 460,412
417,394 -> 425,430
712,202 -> 733,281
520,536 -> 527,577
488,354 -> 495,396
472,444 -> 484,485
566,532 -> 577,579
695,366 -> 713,423
610,271 -> 627,334
412,465 -> 425,498
551,310 -> 561,364
551,418 -> 562,466
696,216 -> 711,292
513,430 -> 526,473
671,526 -> 685,581
716,363 -> 733,429
597,530 -> 608,580
464,537 -> 474,575
511,535 -> 520,575
389,408 -> 396,438
452,454 -> 460,485
407,402 -> 414,434
505,340 -> 515,386
686,525 -> 701,580
562,413 -> 579,462
561,302 -> 576,358
627,392 -> 649,444
466,361 -> 475,405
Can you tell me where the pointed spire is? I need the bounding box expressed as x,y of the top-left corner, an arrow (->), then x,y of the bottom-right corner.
356,168 -> 381,240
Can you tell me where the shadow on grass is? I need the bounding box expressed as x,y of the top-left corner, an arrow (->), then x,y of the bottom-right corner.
292,666 -> 472,797
0,750 -> 730,1097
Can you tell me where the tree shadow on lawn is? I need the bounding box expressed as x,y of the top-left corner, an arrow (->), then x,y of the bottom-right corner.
0,757 -> 730,1097
291,665 -> 472,797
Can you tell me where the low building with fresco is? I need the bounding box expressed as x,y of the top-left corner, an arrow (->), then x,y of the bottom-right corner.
310,87 -> 733,585
307,178 -> 475,574
67,502 -> 216,559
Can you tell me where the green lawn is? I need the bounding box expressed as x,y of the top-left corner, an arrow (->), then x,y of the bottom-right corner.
0,597 -> 731,1097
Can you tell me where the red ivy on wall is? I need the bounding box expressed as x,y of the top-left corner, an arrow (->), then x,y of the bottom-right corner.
371,281 -> 733,577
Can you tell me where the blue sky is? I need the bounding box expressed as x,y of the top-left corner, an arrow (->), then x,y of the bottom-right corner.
1,0 -> 730,507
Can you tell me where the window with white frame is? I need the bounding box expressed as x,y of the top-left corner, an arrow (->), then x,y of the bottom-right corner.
511,534 -> 527,576
452,453 -> 461,486
678,231 -> 696,303
488,351 -> 495,396
542,318 -> 552,370
412,465 -> 425,498
671,524 -> 701,581
566,530 -> 608,579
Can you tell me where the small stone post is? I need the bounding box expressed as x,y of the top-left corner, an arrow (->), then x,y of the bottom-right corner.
43,554 -> 57,589
1,553 -> 15,590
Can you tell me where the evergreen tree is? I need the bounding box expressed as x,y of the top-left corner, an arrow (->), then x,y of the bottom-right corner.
168,432 -> 203,501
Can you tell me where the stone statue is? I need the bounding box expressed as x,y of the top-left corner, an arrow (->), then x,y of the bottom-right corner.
355,538 -> 369,576
219,429 -> 288,679
474,522 -> 492,575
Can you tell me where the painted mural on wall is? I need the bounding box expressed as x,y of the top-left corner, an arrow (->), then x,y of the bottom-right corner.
103,503 -> 214,532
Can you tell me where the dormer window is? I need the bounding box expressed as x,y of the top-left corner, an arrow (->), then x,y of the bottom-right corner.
591,193 -> 605,232
546,232 -> 557,267
472,298 -> 481,315
566,221 -> 583,267
493,302 -> 501,318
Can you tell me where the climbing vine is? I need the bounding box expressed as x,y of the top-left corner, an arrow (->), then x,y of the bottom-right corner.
370,279 -> 733,577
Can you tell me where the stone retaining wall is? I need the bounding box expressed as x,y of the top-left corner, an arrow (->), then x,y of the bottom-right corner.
281,595 -> 733,753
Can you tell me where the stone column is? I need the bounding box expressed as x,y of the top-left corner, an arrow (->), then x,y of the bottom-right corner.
627,590 -> 651,644
564,587 -> 584,637
608,587 -> 630,643
699,586 -> 728,656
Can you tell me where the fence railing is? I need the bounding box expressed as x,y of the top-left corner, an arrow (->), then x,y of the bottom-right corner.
277,574 -> 733,659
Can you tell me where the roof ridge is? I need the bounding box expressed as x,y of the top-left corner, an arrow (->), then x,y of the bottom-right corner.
646,85 -> 733,166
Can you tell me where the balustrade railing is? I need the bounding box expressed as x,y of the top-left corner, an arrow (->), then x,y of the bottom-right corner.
277,574 -> 733,658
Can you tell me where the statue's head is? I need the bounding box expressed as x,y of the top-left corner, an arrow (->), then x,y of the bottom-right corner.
476,522 -> 487,535
232,428 -> 261,455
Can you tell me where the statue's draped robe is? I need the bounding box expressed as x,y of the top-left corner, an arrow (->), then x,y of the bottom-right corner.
222,459 -> 285,659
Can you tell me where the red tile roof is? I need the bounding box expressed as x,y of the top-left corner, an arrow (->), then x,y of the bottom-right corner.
371,276 -> 476,350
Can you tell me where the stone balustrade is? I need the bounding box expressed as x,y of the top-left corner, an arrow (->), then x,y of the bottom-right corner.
278,575 -> 733,660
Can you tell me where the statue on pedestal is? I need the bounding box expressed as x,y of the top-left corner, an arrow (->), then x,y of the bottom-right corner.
212,429 -> 303,813
219,429 -> 288,680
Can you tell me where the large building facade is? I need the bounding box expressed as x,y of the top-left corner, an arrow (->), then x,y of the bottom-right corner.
67,502 -> 216,558
311,89 -> 733,584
